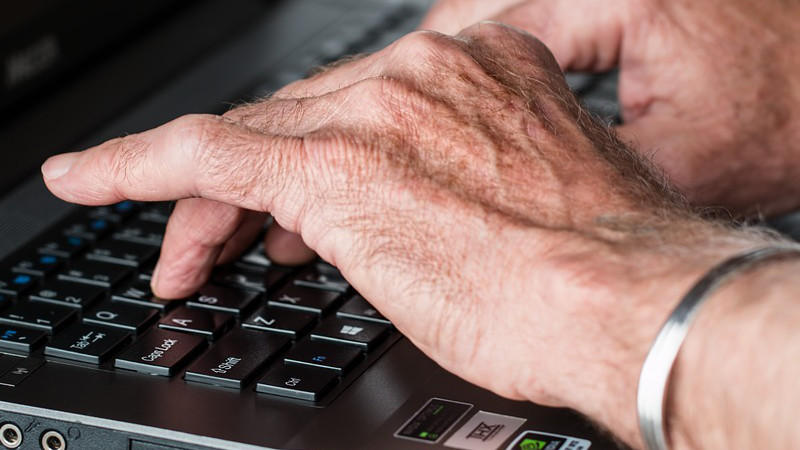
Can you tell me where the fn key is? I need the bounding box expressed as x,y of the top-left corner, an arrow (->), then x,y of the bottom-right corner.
256,364 -> 337,402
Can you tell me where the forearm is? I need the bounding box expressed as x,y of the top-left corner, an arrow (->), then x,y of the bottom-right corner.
669,257 -> 800,449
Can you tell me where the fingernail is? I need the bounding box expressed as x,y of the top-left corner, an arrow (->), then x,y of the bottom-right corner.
41,152 -> 80,180
150,262 -> 162,293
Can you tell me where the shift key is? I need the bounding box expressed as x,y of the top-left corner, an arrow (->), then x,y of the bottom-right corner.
115,329 -> 206,377
184,329 -> 289,389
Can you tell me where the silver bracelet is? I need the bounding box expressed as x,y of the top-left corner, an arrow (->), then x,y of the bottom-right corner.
637,244 -> 800,450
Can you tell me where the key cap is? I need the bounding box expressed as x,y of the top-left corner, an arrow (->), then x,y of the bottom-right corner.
12,253 -> 64,277
138,202 -> 172,224
86,240 -> 157,268
45,324 -> 130,364
87,201 -> 138,223
0,357 -> 44,387
242,305 -> 315,339
0,326 -> 46,353
57,261 -> 131,288
336,294 -> 391,325
112,220 -> 165,246
213,266 -> 288,294
293,263 -> 349,292
239,242 -> 274,268
83,302 -> 159,334
184,329 -> 289,389
186,285 -> 260,315
158,306 -> 232,340
29,280 -> 105,310
0,272 -> 36,297
114,329 -> 206,376
38,234 -> 88,258
310,318 -> 390,351
63,217 -> 113,241
256,364 -> 338,401
0,302 -> 75,334
284,339 -> 361,374
268,284 -> 342,316
112,279 -> 174,310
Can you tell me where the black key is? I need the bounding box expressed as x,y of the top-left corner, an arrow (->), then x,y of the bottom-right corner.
186,285 -> 260,315
0,293 -> 9,310
0,272 -> 36,298
293,263 -> 349,293
256,364 -> 338,401
184,329 -> 289,389
0,326 -> 46,353
138,262 -> 156,281
239,242 -> 274,268
268,284 -> 342,316
242,305 -> 315,339
337,294 -> 391,325
0,357 -> 44,387
213,266 -> 288,293
45,324 -> 130,364
57,261 -> 131,288
86,240 -> 157,268
87,201 -> 138,223
112,220 -> 166,246
0,302 -> 75,334
83,302 -> 159,334
29,281 -> 105,310
63,217 -> 113,241
158,306 -> 232,340
112,279 -> 174,310
38,234 -> 88,258
284,339 -> 361,374
310,318 -> 390,351
114,329 -> 206,376
12,253 -> 64,277
138,202 -> 172,224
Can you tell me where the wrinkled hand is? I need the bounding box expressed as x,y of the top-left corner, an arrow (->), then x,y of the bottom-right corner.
422,0 -> 800,216
42,23 -> 763,447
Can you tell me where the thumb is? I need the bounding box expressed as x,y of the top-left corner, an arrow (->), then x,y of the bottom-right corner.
490,0 -> 631,72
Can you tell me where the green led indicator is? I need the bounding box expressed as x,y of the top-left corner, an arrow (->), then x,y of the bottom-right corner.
419,432 -> 428,438
519,438 -> 548,450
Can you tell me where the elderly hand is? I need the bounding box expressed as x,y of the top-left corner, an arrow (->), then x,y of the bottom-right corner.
42,23 -> 770,448
422,0 -> 800,216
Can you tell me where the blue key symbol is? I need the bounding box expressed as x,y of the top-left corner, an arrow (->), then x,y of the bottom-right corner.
13,275 -> 31,285
67,236 -> 84,247
312,355 -> 326,362
40,255 -> 57,265
90,219 -> 108,231
116,201 -> 134,212
1,329 -> 17,339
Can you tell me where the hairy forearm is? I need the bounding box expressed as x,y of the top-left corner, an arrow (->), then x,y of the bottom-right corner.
669,258 -> 800,449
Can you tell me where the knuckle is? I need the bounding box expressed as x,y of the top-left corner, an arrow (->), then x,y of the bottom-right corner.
391,30 -> 461,66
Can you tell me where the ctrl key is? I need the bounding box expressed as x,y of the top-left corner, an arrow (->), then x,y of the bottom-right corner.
256,365 -> 337,402
115,329 -> 206,377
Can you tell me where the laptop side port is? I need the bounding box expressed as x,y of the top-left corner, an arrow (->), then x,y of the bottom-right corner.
0,423 -> 23,449
40,430 -> 66,450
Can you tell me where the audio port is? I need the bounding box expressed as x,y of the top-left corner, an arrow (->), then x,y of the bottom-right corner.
0,423 -> 22,449
40,430 -> 66,450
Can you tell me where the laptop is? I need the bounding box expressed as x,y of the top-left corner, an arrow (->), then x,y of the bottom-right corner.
0,1 -> 626,449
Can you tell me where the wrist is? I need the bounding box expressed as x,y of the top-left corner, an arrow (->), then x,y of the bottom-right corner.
526,219 -> 783,447
668,255 -> 800,450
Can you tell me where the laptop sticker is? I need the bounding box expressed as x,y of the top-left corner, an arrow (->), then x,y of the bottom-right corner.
444,411 -> 526,450
394,397 -> 473,444
506,431 -> 592,450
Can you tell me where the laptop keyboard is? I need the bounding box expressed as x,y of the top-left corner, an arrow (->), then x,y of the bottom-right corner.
0,201 -> 398,403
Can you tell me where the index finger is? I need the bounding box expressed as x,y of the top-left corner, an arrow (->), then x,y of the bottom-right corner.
42,114 -> 304,215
